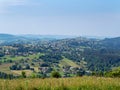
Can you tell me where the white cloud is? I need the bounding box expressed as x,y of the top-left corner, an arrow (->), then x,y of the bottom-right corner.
0,0 -> 28,13
0,0 -> 27,6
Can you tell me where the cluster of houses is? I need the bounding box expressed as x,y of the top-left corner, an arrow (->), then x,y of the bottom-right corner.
38,65 -> 91,77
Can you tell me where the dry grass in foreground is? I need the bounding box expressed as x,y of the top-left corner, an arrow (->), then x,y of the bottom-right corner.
0,76 -> 120,90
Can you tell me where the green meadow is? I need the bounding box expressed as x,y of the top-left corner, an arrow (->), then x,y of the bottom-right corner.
0,76 -> 119,90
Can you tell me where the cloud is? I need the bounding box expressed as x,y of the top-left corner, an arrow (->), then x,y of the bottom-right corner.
0,0 -> 28,13
0,0 -> 27,6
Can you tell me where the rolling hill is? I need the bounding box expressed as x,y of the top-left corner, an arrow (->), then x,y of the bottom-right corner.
0,35 -> 120,77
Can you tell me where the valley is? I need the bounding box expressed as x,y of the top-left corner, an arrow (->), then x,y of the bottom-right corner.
0,34 -> 120,78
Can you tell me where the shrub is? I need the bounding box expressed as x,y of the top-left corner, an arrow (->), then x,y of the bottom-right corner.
105,68 -> 120,77
51,71 -> 61,78
21,71 -> 26,78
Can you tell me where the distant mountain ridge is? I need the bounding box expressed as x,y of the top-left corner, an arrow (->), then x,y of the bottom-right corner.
19,34 -> 77,40
0,33 -> 120,43
0,34 -> 31,42
0,34 -> 77,42
0,34 -> 18,41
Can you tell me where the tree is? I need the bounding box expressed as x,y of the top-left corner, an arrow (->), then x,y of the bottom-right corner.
25,64 -> 30,69
76,70 -> 85,77
21,71 -> 26,78
51,71 -> 61,78
105,67 -> 120,77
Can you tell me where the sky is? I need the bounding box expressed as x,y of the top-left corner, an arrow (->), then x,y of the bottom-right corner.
0,0 -> 120,37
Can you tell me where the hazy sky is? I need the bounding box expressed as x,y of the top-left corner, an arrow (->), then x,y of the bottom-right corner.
0,0 -> 120,36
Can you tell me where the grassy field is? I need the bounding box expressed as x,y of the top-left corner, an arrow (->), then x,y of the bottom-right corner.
1,53 -> 43,62
0,63 -> 13,74
0,76 -> 119,90
59,58 -> 79,67
0,53 -> 43,74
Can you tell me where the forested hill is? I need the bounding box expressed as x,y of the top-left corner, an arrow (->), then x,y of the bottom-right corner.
0,35 -> 120,76
102,37 -> 120,49
48,37 -> 120,71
